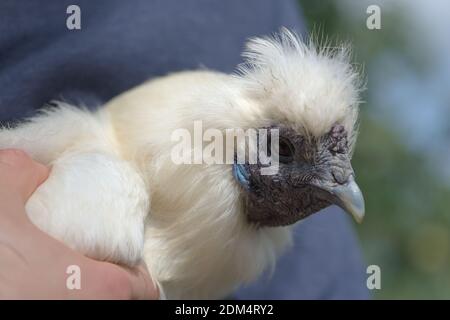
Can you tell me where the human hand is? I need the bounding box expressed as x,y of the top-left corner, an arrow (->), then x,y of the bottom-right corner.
0,149 -> 158,299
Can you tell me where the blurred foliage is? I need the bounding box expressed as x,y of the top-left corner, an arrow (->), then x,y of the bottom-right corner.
300,0 -> 450,298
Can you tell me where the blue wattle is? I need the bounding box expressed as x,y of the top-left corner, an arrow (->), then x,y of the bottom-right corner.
232,163 -> 250,190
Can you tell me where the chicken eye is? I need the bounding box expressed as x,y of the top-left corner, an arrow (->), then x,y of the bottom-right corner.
278,137 -> 295,163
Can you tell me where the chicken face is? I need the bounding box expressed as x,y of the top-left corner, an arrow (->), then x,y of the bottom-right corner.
233,124 -> 364,227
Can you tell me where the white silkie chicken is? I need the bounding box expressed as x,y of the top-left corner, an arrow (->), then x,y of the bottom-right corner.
0,29 -> 365,299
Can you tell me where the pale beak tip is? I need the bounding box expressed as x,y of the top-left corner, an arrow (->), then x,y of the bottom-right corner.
334,177 -> 365,224
352,207 -> 365,224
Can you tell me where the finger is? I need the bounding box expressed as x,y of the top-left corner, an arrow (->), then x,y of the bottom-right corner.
77,259 -> 159,300
0,149 -> 50,201
125,263 -> 159,300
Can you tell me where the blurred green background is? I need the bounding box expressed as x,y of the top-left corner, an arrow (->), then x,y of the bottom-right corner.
299,0 -> 450,298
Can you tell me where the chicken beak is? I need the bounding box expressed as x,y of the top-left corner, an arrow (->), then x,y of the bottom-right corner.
321,176 -> 365,223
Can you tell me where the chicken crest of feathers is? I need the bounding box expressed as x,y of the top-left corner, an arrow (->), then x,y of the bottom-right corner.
236,28 -> 363,153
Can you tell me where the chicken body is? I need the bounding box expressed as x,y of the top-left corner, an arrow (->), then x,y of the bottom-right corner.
0,71 -> 292,299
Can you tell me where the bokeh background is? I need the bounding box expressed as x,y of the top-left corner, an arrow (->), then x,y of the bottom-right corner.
299,0 -> 450,298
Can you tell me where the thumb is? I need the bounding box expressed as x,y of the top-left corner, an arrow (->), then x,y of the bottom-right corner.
0,149 -> 49,202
